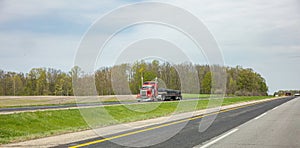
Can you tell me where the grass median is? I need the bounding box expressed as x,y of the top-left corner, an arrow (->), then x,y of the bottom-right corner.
182,94 -> 210,99
0,96 -> 272,144
0,96 -> 135,108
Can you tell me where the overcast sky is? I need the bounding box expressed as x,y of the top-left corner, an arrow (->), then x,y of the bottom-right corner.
0,0 -> 299,93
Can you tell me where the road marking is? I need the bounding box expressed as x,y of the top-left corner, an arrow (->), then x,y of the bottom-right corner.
254,112 -> 267,120
272,106 -> 279,110
195,128 -> 238,148
69,98 -> 281,148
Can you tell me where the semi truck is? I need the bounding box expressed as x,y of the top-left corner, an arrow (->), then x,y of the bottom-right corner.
136,77 -> 182,102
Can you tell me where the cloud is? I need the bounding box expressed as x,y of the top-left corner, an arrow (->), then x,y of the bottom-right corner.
0,31 -> 80,72
157,0 -> 300,93
161,0 -> 300,47
0,0 -> 64,23
0,0 -> 145,72
0,0 -> 133,27
94,24 -> 207,68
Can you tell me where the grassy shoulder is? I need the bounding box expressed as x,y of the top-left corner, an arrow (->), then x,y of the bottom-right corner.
0,96 -> 272,144
0,96 -> 135,109
182,94 -> 210,99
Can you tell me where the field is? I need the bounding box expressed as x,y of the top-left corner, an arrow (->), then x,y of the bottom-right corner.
0,96 -> 136,108
0,96 -> 272,144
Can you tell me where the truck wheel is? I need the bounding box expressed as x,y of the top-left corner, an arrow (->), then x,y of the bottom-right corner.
161,95 -> 166,101
152,97 -> 156,102
171,96 -> 176,100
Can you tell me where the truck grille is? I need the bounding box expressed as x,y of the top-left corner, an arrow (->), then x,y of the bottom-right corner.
141,90 -> 147,97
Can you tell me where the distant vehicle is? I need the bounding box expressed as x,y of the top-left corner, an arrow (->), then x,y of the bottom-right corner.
294,93 -> 300,96
285,92 -> 292,96
136,77 -> 182,102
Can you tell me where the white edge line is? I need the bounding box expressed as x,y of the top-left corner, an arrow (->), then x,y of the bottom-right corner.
272,106 -> 279,110
254,112 -> 267,120
195,128 -> 239,148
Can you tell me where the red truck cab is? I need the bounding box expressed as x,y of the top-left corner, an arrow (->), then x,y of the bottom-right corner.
137,81 -> 158,102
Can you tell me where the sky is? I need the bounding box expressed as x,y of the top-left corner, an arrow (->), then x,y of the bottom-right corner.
0,0 -> 300,94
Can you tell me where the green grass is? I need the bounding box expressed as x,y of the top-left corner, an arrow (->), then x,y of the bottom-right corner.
221,96 -> 273,106
0,96 -> 272,144
0,109 -> 89,144
182,94 -> 211,99
0,97 -> 135,109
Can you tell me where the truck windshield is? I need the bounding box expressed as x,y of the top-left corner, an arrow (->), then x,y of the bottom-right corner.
142,86 -> 153,89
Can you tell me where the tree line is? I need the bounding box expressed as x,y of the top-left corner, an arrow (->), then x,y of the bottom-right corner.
0,68 -> 73,96
0,61 -> 268,96
274,90 -> 300,96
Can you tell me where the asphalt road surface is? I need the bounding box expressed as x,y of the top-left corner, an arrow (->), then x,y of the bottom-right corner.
0,98 -> 203,113
60,96 -> 296,148
199,96 -> 300,148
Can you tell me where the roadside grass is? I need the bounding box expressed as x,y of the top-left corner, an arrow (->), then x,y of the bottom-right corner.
0,96 -> 135,109
182,94 -> 210,99
0,109 -> 89,144
0,96 -> 272,144
221,96 -> 273,106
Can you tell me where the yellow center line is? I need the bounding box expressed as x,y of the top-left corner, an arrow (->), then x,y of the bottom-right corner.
69,98 -> 279,148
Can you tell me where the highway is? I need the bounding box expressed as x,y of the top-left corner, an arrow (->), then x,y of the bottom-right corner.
0,98 -> 203,114
199,96 -> 300,148
59,96 -> 296,148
